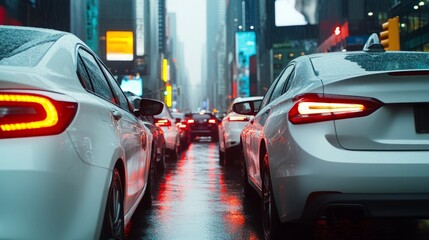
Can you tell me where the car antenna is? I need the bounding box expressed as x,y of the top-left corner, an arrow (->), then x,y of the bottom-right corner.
363,33 -> 386,52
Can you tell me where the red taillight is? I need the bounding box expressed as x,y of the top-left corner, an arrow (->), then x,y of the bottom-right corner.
228,116 -> 249,122
0,93 -> 78,138
288,93 -> 383,124
187,119 -> 195,124
208,119 -> 217,124
178,122 -> 187,129
155,118 -> 172,127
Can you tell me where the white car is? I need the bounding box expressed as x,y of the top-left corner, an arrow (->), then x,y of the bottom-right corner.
234,35 -> 429,239
154,104 -> 181,160
218,96 -> 263,166
0,26 -> 163,239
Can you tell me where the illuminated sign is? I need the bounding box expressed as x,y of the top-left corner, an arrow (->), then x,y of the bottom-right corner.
135,0 -> 145,56
235,31 -> 256,97
106,31 -> 134,61
275,0 -> 319,27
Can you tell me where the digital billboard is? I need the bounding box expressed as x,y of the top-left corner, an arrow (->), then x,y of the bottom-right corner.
235,31 -> 256,97
120,76 -> 142,96
275,0 -> 319,26
106,31 -> 134,61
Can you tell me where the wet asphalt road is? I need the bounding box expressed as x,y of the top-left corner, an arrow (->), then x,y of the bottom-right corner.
126,138 -> 429,240
127,138 -> 263,239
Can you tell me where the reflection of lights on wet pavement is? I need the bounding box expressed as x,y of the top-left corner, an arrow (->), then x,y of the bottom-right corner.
127,141 -> 263,239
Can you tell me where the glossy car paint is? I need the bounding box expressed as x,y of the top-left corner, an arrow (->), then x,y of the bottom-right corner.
0,26 -> 152,239
239,50 -> 429,225
219,96 -> 263,156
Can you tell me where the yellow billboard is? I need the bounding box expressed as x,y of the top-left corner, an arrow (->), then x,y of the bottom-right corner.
106,31 -> 134,61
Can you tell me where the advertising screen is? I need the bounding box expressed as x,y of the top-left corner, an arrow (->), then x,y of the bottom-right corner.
275,0 -> 319,26
235,31 -> 256,97
106,31 -> 134,61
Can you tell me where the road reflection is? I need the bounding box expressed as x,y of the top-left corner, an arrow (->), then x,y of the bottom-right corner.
127,139 -> 263,239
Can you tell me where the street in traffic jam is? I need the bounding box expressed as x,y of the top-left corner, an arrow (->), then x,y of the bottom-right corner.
126,139 -> 429,240
2,1 -> 429,240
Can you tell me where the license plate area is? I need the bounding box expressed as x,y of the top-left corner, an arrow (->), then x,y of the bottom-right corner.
414,103 -> 429,133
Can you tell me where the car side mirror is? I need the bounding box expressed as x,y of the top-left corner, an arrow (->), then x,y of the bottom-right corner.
232,101 -> 259,116
139,98 -> 164,116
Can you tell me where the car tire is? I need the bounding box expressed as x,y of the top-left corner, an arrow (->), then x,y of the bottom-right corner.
100,168 -> 125,240
169,143 -> 179,161
241,148 -> 252,198
211,133 -> 219,142
262,151 -> 282,240
219,148 -> 225,165
142,160 -> 154,208
157,146 -> 166,172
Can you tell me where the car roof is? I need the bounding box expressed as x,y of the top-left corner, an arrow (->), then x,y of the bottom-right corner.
296,51 -> 429,82
0,26 -> 67,66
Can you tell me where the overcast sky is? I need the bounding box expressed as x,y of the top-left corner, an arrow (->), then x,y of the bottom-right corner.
167,0 -> 206,85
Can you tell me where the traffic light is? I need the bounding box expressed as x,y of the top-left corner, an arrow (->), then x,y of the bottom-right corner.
380,17 -> 400,51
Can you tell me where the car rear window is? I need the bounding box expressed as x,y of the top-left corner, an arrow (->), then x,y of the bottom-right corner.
0,28 -> 64,67
310,52 -> 429,78
191,114 -> 212,119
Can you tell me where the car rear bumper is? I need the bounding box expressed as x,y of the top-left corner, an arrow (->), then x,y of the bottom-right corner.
0,134 -> 110,239
268,123 -> 429,223
301,193 -> 429,221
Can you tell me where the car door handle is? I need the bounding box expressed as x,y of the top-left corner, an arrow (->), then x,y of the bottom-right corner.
111,109 -> 122,121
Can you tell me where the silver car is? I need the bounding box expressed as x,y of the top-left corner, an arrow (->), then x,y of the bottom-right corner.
0,26 -> 163,239
234,36 -> 429,239
218,96 -> 262,166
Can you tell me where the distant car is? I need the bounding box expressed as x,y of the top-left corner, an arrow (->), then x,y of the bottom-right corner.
218,96 -> 263,166
172,112 -> 192,150
154,104 -> 181,160
125,92 -> 167,171
185,112 -> 219,142
0,26 -> 163,239
236,35 -> 429,239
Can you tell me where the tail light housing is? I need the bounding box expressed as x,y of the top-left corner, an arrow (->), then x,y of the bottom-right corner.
0,92 -> 78,138
155,118 -> 172,127
178,122 -> 187,129
288,93 -> 383,124
228,116 -> 249,122
187,119 -> 195,124
208,119 -> 217,124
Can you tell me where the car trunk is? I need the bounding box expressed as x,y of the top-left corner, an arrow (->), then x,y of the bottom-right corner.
323,71 -> 429,151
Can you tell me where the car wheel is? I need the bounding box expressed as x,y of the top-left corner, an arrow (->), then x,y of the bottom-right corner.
262,151 -> 282,240
241,148 -> 252,198
211,133 -> 219,142
142,160 -> 154,208
169,143 -> 179,161
157,146 -> 166,172
219,148 -> 225,165
100,168 -> 125,240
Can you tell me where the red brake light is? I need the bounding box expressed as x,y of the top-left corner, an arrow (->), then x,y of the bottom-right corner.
208,119 -> 217,124
228,116 -> 249,122
288,93 -> 383,124
155,119 -> 172,127
187,119 -> 194,124
0,93 -> 78,138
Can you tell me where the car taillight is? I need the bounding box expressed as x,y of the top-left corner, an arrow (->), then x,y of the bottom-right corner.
288,93 -> 383,124
178,122 -> 187,129
155,119 -> 172,127
0,93 -> 78,138
208,119 -> 217,124
187,119 -> 195,124
228,116 -> 249,122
